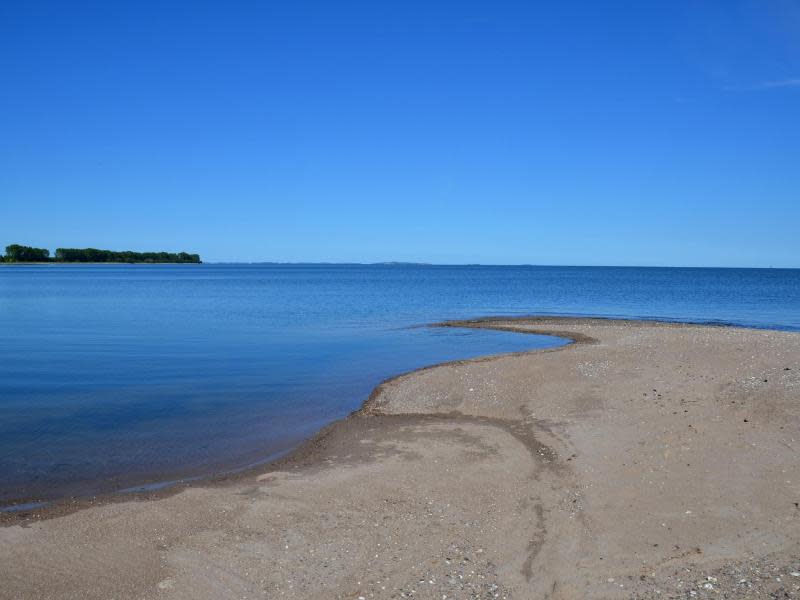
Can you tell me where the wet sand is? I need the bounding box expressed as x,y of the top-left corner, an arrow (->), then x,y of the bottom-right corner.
2,317 -> 800,599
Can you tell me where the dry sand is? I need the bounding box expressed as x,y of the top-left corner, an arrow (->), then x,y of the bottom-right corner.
2,317 -> 800,599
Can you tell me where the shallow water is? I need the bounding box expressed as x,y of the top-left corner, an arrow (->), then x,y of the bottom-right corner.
1,264 -> 798,506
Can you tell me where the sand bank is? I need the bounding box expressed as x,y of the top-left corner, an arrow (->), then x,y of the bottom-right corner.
2,318 -> 800,599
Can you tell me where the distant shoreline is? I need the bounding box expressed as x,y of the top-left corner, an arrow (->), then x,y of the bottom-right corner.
0,261 -> 204,265
1,244 -> 201,264
3,260 -> 799,269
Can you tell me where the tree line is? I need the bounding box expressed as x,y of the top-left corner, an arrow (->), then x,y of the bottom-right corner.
2,244 -> 201,263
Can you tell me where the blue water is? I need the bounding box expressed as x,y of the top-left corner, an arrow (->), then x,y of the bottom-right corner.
1,264 -> 799,507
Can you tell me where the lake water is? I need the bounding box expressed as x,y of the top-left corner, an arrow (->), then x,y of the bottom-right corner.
1,264 -> 799,507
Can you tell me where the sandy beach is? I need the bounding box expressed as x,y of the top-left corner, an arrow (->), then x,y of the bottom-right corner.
2,317 -> 800,599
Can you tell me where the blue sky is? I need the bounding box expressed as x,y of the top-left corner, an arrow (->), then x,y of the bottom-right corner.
1,1 -> 798,266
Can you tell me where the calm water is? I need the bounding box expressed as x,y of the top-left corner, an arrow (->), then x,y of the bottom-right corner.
1,264 -> 799,507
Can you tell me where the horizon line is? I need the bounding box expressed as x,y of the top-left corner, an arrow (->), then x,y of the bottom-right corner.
204,261 -> 798,270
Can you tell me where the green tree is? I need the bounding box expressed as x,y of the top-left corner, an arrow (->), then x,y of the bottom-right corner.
4,244 -> 50,262
53,247 -> 202,263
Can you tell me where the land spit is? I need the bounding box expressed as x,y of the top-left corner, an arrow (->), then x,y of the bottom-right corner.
2,317 -> 800,599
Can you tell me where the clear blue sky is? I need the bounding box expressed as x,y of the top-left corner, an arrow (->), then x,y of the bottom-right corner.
1,1 -> 798,266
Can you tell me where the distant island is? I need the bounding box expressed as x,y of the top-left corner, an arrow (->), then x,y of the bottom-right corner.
2,244 -> 201,264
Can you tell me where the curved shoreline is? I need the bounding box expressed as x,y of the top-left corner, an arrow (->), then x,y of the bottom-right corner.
3,316 -> 800,599
0,315 -> 789,516
0,318 -> 576,522
0,316 -> 755,523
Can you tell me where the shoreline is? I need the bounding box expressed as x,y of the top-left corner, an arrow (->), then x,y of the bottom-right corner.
0,262 -> 203,265
2,316 -> 800,599
0,316 -> 772,521
0,316 -> 634,522
0,318 -> 580,522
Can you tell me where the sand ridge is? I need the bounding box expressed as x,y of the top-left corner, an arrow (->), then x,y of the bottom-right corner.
2,317 -> 800,599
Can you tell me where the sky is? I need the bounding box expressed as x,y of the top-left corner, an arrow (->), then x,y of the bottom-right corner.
1,1 -> 798,266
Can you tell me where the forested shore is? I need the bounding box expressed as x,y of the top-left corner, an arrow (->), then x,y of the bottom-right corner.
1,244 -> 201,263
